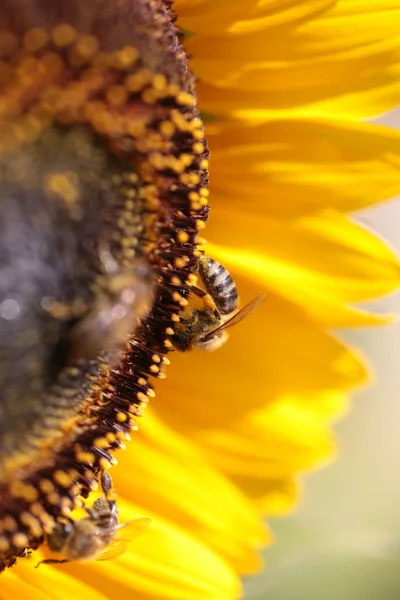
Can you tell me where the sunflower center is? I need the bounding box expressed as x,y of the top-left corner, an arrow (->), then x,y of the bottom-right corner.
0,0 -> 209,570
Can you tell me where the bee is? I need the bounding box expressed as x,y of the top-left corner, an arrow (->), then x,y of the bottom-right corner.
173,255 -> 266,351
67,257 -> 155,365
36,473 -> 150,567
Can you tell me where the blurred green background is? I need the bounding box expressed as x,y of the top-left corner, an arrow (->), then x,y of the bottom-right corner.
245,193 -> 400,598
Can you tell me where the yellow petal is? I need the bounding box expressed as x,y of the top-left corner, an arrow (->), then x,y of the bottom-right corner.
176,0 -> 335,35
112,411 -> 268,574
206,119 -> 400,217
42,507 -> 242,600
185,1 -> 400,118
194,396 -> 338,479
2,563 -> 110,600
203,212 -> 400,326
154,303 -> 368,431
174,0 -> 261,34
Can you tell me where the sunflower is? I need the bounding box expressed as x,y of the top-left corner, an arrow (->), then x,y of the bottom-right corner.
1,0 -> 400,599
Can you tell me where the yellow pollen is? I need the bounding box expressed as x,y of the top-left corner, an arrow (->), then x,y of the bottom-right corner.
192,142 -> 204,154
10,481 -> 39,502
171,313 -> 180,322
177,231 -> 189,243
45,172 -> 80,205
163,356 -> 171,365
112,46 -> 139,69
20,513 -> 42,537
204,295 -> 216,311
199,159 -> 208,169
160,120 -> 175,137
106,84 -> 128,107
52,24 -> 77,47
177,91 -> 195,106
165,327 -> 175,335
137,391 -> 148,403
153,74 -> 167,91
76,450 -> 95,464
188,274 -> 198,285
47,492 -> 61,505
2,516 -> 17,532
74,35 -> 99,59
39,479 -> 54,494
174,257 -> 187,268
124,68 -> 152,92
53,470 -> 72,488
149,365 -> 159,374
94,437 -> 109,449
164,339 -> 173,348
12,533 -> 28,548
147,388 -> 156,398
116,411 -> 127,423
24,28 -> 49,52
99,457 -> 110,470
106,432 -> 116,443
138,377 -> 147,386
0,537 -> 9,552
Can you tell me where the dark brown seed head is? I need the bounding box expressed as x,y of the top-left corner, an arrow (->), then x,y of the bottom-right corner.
0,0 -> 209,570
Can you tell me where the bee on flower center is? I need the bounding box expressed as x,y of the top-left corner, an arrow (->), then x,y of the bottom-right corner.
68,256 -> 155,366
36,473 -> 150,567
173,255 -> 266,352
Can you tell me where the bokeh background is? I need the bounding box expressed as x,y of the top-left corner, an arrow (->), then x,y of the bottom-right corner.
245,112 -> 400,600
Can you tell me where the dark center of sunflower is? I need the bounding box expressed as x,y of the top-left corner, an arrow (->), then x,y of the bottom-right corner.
0,0 -> 209,570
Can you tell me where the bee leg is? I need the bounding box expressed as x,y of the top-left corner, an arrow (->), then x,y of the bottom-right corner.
178,316 -> 192,325
190,285 -> 207,298
35,558 -> 70,568
191,286 -> 219,318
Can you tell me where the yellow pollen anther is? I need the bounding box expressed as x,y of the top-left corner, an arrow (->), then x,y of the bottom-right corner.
99,457 -> 111,470
24,28 -> 49,52
0,537 -> 9,552
47,492 -> 61,505
113,46 -> 139,69
106,85 -> 128,107
193,142 -> 204,154
76,450 -> 95,464
137,391 -> 148,403
53,470 -> 72,488
52,24 -> 77,47
116,412 -> 127,422
74,35 -> 99,59
93,437 -> 109,449
177,231 -> 190,243
12,533 -> 28,548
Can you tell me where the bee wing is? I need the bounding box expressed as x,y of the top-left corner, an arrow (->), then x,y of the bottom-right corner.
201,293 -> 267,342
95,518 -> 151,561
96,539 -> 129,561
96,517 -> 151,540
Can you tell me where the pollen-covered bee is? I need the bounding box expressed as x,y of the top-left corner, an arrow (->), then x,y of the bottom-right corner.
36,473 -> 150,567
173,255 -> 266,351
68,256 -> 155,366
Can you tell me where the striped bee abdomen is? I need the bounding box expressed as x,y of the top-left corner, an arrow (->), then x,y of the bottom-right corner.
199,256 -> 239,315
